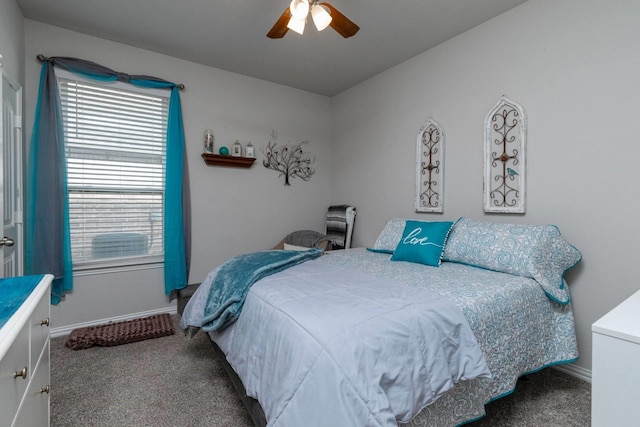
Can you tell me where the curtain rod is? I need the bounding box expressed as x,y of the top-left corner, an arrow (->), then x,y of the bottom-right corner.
36,54 -> 185,90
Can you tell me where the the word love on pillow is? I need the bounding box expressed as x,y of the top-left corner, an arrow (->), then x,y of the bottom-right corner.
390,220 -> 454,267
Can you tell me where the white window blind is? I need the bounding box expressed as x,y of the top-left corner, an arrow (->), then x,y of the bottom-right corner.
58,77 -> 168,266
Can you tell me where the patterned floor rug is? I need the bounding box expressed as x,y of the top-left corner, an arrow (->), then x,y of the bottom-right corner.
65,313 -> 175,350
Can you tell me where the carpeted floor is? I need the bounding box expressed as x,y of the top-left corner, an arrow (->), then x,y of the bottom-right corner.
51,314 -> 591,426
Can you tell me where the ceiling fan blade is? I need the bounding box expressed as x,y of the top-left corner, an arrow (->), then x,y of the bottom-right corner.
267,7 -> 291,38
321,2 -> 360,38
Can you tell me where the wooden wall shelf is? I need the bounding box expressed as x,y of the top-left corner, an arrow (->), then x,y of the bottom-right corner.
201,153 -> 256,168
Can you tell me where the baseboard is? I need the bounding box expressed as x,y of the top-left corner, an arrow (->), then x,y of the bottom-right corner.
50,306 -> 178,338
553,362 -> 592,383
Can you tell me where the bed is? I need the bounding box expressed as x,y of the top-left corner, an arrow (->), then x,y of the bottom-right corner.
181,217 -> 581,426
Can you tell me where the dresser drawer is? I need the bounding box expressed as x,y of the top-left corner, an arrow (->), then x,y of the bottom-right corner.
30,293 -> 50,371
13,340 -> 50,427
0,322 -> 29,427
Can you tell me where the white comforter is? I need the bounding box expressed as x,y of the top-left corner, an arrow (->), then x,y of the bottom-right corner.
182,257 -> 490,426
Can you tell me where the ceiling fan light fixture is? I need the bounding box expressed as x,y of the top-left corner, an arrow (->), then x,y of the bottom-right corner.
289,0 -> 310,20
311,4 -> 332,31
287,16 -> 306,35
267,0 -> 358,39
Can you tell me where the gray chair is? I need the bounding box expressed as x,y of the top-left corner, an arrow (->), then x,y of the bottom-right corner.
272,229 -> 332,251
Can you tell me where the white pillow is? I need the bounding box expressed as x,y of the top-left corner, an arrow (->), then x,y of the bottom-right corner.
284,243 -> 311,251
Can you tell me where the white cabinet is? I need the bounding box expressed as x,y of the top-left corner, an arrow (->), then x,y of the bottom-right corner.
591,290 -> 640,427
0,275 -> 53,427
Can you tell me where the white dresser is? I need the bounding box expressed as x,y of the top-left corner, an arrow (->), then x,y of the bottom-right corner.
0,274 -> 53,427
591,289 -> 640,426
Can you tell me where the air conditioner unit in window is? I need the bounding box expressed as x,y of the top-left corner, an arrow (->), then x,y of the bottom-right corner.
92,232 -> 149,259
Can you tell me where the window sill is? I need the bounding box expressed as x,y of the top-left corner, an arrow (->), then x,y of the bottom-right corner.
73,257 -> 163,277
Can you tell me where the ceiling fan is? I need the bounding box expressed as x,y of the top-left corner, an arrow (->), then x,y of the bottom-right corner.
267,0 -> 360,39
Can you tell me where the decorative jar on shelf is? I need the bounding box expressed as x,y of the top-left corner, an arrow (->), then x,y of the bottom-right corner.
232,140 -> 242,157
204,129 -> 214,153
246,141 -> 255,158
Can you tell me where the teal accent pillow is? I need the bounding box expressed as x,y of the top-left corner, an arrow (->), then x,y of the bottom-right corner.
443,218 -> 582,304
390,220 -> 454,267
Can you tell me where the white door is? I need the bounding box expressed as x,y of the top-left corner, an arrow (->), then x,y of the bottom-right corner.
0,58 -> 23,278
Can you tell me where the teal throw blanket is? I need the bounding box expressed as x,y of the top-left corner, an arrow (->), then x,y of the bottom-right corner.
202,249 -> 322,332
0,275 -> 45,329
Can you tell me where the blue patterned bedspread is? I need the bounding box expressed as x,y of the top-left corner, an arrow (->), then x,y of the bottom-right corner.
321,249 -> 578,426
182,248 -> 578,426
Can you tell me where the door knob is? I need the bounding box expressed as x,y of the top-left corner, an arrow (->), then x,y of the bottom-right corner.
0,237 -> 14,247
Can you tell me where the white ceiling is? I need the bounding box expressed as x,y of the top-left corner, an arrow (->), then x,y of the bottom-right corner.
17,0 -> 527,96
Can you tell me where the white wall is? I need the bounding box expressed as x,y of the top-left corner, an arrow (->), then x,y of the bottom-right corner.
0,0 -> 24,82
24,21 -> 333,330
331,0 -> 640,371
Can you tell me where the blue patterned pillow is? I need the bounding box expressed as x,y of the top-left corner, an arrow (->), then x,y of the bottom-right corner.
368,218 -> 406,254
443,218 -> 582,304
390,220 -> 454,267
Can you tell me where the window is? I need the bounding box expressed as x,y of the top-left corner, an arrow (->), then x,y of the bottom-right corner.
58,76 -> 168,268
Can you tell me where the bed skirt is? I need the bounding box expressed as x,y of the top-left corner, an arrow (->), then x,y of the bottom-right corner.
210,340 -> 267,427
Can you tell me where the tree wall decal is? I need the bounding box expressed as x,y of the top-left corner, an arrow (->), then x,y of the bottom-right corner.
261,131 -> 315,186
